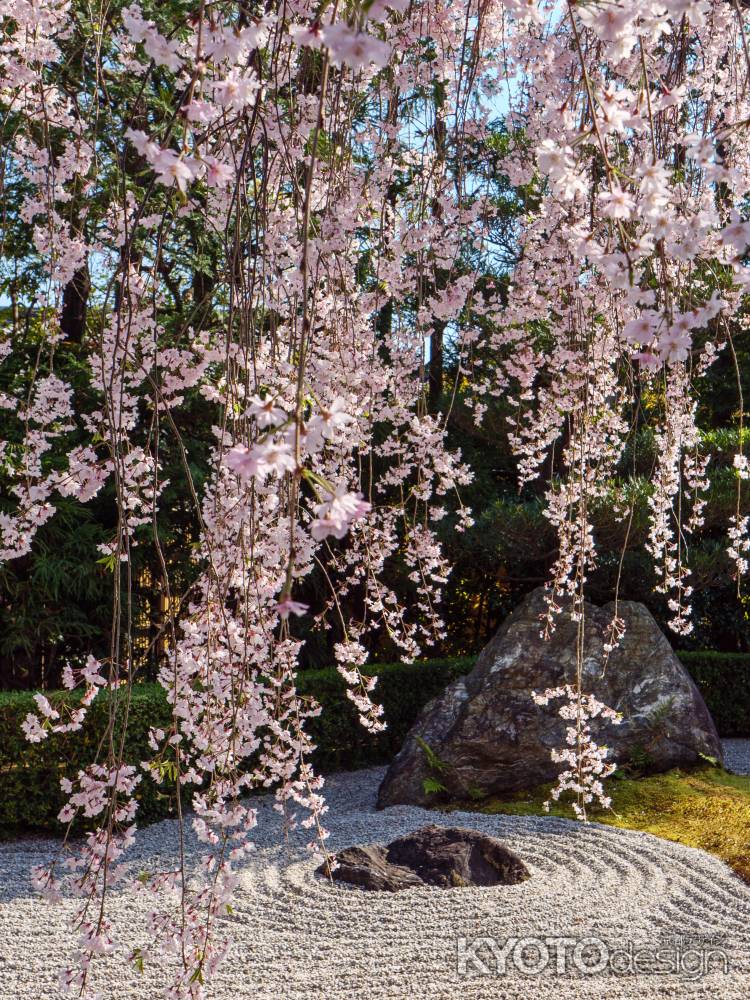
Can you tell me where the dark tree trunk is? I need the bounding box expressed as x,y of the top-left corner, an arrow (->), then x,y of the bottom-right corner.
60,264 -> 90,343
428,320 -> 445,412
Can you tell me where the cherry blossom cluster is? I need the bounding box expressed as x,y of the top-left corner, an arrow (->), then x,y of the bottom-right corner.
532,684 -> 623,819
2,0 -> 750,995
2,0 -> 491,991
470,0 -> 750,626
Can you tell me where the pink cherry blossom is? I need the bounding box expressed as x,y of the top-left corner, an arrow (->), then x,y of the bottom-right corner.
305,398 -> 353,451
21,713 -> 47,743
183,100 -> 215,124
657,330 -> 692,364
599,185 -> 636,220
151,149 -> 195,192
33,693 -> 60,720
124,128 -> 160,161
121,4 -> 149,43
246,394 -> 287,428
322,23 -> 391,69
720,218 -> 750,254
142,30 -> 183,72
275,596 -> 309,619
202,156 -> 233,188
288,22 -> 325,50
310,488 -> 371,541
226,440 -> 296,480
225,443 -> 258,479
213,72 -> 260,112
622,315 -> 658,345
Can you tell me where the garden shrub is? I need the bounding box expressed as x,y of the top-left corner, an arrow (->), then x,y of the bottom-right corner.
297,657 -> 473,773
677,651 -> 750,738
0,685 -> 173,837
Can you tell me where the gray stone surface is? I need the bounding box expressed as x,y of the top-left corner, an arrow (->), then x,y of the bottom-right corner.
378,588 -> 723,808
319,824 -> 530,890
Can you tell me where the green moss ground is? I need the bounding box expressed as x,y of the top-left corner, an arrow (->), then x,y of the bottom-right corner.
444,766 -> 750,883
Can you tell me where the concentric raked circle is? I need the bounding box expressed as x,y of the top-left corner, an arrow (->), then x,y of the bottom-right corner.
1,767 -> 749,999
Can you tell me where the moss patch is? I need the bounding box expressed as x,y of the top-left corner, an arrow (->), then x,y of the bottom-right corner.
443,766 -> 750,883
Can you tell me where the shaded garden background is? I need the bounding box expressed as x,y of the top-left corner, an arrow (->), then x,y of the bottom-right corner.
3,319 -> 748,690
2,95 -> 749,691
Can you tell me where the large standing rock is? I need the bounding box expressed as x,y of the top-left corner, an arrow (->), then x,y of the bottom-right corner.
378,588 -> 723,808
318,825 -> 530,891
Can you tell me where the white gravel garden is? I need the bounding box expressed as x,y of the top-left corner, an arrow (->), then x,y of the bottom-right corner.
2,755 -> 749,1000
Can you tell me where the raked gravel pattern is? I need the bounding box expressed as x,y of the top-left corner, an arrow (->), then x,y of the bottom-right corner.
1,757 -> 749,1000
722,737 -> 750,775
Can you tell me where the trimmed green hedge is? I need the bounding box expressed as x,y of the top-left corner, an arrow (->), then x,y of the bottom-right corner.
298,656 -> 473,772
0,685 -> 174,836
0,657 -> 472,837
677,651 -> 750,739
0,650 -> 747,836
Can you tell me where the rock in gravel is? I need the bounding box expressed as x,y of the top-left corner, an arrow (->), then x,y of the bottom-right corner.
378,587 -> 723,807
318,824 -> 530,891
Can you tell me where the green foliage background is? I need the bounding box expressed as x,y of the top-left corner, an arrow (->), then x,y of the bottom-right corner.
1,4 -> 748,684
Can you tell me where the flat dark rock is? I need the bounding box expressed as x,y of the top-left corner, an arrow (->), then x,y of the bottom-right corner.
378,588 -> 723,808
318,824 -> 530,891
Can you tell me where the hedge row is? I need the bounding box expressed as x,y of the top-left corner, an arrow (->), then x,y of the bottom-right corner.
677,651 -> 750,738
1,650 -> 747,836
0,685 -> 174,836
0,657 -> 472,837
